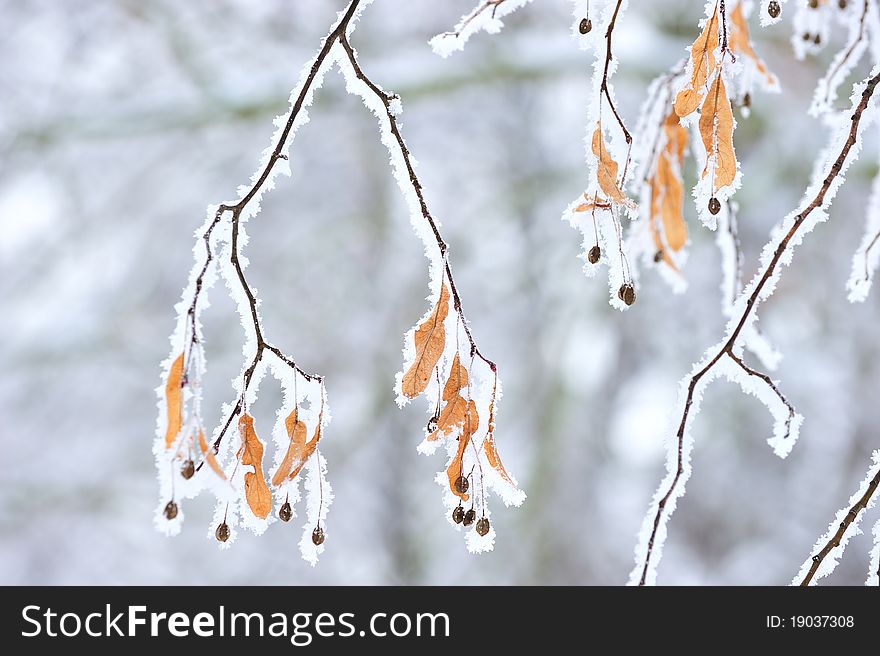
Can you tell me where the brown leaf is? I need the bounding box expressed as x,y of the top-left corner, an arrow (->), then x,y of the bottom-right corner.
197,429 -> 226,480
442,353 -> 469,402
238,414 -> 272,519
662,111 -> 688,163
401,283 -> 450,399
574,193 -> 610,213
445,400 -> 479,501
483,431 -> 515,486
591,123 -> 628,204
288,422 -> 321,482
699,73 -> 737,191
729,4 -> 776,85
656,152 -> 687,252
164,352 -> 185,449
674,7 -> 719,118
271,408 -> 308,486
428,395 -> 468,442
482,385 -> 513,485
649,174 -> 681,272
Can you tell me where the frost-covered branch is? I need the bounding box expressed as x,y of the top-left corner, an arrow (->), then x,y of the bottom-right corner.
430,0 -> 535,57
567,1 -> 781,309
811,0 -> 871,115
155,0 -> 367,564
600,0 -> 633,181
337,19 -> 524,554
794,451 -> 880,586
155,0 -> 523,560
633,68 -> 880,586
726,352 -> 796,442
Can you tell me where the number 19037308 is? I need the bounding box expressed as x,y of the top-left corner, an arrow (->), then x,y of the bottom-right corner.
766,616 -> 854,629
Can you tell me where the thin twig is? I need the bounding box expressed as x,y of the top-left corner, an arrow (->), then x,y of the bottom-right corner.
823,0 -> 870,107
727,352 -> 795,441
799,467 -> 880,586
865,229 -> 880,280
438,0 -> 509,39
601,0 -> 633,185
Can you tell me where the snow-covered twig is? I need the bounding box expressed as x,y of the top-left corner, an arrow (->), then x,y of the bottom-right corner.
793,451 -> 880,586
810,0 -> 871,116
430,0 -> 535,57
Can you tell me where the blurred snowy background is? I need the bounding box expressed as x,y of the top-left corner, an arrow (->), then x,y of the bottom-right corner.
1,0 -> 879,585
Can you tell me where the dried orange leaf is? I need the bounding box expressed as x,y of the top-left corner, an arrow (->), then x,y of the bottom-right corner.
662,111 -> 688,163
591,124 -> 628,204
198,429 -> 226,480
288,422 -> 322,482
482,383 -> 512,484
656,152 -> 687,252
271,408 -> 307,486
649,175 -> 681,272
238,414 -> 272,519
729,4 -> 776,85
428,395 -> 468,442
442,353 -> 469,402
574,193 -> 610,213
699,73 -> 737,191
674,7 -> 719,118
484,431 -> 515,486
401,283 -> 450,399
164,352 -> 185,449
445,400 -> 479,500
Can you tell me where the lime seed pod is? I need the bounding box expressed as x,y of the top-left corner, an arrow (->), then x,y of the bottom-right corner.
476,517 -> 490,537
279,501 -> 292,523
618,284 -> 636,306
